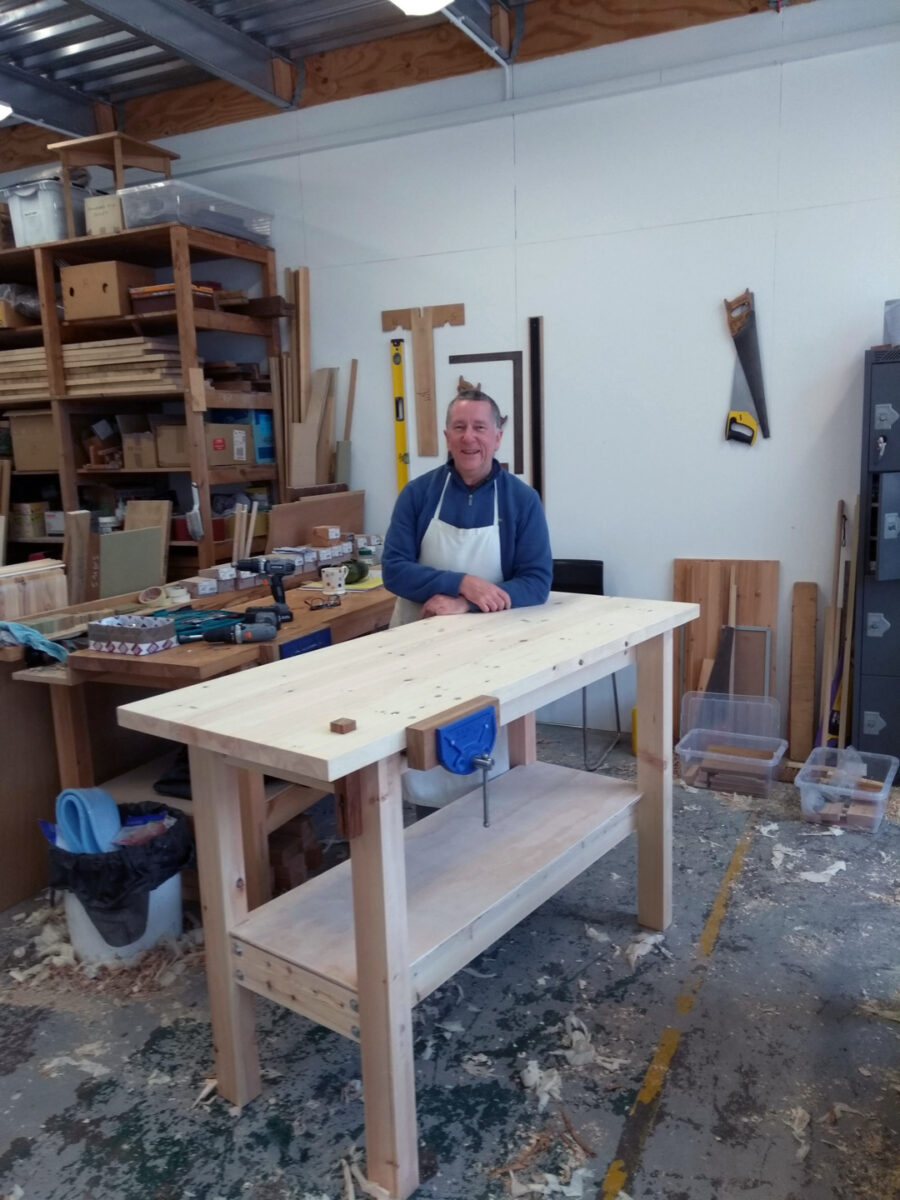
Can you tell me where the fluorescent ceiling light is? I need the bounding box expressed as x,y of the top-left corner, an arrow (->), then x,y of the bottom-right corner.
392,1 -> 445,14
0,101 -> 12,122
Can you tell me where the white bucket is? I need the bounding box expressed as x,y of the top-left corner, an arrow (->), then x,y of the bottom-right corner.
64,872 -> 183,964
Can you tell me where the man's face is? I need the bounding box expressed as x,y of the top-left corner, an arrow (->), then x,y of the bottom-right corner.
445,399 -> 503,486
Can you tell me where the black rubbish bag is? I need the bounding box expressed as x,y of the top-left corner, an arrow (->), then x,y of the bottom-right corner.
48,802 -> 194,947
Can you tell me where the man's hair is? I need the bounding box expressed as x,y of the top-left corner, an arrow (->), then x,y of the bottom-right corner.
445,376 -> 507,429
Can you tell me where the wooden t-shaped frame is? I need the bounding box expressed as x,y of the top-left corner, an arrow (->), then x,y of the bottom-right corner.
381,304 -> 465,455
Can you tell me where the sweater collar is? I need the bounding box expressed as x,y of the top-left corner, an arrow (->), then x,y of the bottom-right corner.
447,455 -> 500,490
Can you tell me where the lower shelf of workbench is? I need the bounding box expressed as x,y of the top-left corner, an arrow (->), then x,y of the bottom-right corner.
232,760 -> 640,1039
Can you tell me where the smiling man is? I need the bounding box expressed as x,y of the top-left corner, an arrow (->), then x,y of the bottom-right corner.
382,381 -> 552,627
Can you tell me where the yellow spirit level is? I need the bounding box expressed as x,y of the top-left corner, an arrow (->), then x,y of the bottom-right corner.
391,338 -> 410,492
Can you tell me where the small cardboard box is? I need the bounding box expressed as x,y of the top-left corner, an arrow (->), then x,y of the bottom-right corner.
0,299 -> 38,329
179,575 -> 218,598
43,511 -> 65,536
9,500 -> 48,540
60,260 -> 156,321
7,409 -> 56,471
155,423 -> 189,468
117,414 -> 158,470
206,422 -> 254,466
85,194 -> 124,237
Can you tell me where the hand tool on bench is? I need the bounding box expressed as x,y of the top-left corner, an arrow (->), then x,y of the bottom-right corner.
236,556 -> 296,624
724,289 -> 770,442
406,696 -> 500,827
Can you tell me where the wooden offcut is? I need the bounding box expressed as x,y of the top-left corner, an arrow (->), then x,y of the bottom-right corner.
381,304 -> 465,457
124,499 -> 172,584
673,558 -> 778,729
266,490 -> 364,551
789,582 -> 818,762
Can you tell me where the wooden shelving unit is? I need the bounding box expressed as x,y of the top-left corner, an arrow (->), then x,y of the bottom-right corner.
0,221 -> 283,569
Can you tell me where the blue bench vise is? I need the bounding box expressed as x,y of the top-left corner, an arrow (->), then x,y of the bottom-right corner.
405,695 -> 500,827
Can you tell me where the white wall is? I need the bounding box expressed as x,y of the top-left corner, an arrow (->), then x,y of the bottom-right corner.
9,0 -> 900,729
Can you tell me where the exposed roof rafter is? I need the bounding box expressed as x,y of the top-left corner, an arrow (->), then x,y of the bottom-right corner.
76,0 -> 295,108
0,58 -> 110,135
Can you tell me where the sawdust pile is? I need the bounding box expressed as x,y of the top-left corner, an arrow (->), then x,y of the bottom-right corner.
1,898 -> 204,1010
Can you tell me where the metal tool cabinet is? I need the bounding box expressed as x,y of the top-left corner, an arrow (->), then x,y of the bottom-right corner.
854,349 -> 900,753
119,592 -> 696,1199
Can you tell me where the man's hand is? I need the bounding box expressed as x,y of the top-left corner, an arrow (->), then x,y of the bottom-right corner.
421,594 -> 470,617
459,574 -> 511,613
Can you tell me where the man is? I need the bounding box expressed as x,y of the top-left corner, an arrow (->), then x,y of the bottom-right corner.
382,383 -> 552,626
382,382 -> 553,810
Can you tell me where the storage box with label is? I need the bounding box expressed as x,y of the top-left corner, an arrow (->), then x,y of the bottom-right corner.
206,422 -> 253,466
0,203 -> 13,250
0,179 -> 87,245
208,409 -> 274,464
116,414 -> 158,470
85,194 -> 124,236
43,511 -> 65,536
154,423 -> 189,468
6,409 -> 57,471
61,261 -> 156,321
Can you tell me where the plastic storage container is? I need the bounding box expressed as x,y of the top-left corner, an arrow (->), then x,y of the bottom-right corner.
675,691 -> 787,797
118,180 -> 272,244
0,179 -> 87,245
795,746 -> 898,832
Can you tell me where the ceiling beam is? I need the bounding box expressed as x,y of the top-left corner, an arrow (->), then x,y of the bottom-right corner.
445,1 -> 513,64
76,0 -> 296,108
0,61 -> 113,137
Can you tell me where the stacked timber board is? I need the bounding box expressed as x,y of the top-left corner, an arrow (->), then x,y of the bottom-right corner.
0,337 -> 184,398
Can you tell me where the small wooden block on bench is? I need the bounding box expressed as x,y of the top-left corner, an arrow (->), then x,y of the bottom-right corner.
405,695 -> 500,771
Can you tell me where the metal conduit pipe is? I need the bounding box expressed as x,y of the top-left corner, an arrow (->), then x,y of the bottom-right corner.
440,6 -> 513,100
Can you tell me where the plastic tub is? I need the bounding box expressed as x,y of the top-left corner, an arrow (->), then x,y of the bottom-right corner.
675,691 -> 787,797
118,179 -> 272,244
0,179 -> 87,245
795,746 -> 898,832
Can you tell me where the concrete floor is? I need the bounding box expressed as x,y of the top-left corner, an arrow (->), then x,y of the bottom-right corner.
0,725 -> 898,1200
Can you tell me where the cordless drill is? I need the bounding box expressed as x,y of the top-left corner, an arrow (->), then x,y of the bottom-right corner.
236,557 -> 296,624
202,621 -> 277,644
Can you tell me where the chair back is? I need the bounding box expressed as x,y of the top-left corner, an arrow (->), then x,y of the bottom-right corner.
551,558 -> 604,597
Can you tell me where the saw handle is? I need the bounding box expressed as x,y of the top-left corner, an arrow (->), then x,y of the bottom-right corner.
724,288 -> 753,336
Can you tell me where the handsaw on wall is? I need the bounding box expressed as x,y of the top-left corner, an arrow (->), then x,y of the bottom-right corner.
724,289 -> 770,442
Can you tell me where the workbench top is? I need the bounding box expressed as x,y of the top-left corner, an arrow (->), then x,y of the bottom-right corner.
119,593 -> 697,783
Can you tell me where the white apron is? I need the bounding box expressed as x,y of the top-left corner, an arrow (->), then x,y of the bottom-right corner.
393,473 -> 510,807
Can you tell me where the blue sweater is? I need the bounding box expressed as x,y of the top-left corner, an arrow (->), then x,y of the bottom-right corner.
382,459 -> 552,609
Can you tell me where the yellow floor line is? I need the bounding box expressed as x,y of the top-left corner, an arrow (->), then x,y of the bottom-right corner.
599,825 -> 755,1199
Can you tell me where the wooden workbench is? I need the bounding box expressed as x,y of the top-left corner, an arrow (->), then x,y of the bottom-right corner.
118,592 -> 696,1198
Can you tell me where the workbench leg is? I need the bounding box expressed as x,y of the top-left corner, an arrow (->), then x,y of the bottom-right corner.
238,769 -> 271,910
507,712 -> 537,766
348,754 -> 419,1200
188,747 -> 262,1108
635,631 -> 673,931
50,682 -> 94,787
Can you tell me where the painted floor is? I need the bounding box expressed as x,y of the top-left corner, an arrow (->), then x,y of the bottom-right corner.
0,725 -> 897,1200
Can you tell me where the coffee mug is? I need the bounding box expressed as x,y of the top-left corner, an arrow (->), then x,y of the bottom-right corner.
321,564 -> 349,595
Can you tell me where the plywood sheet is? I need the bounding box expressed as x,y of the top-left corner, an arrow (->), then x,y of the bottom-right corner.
99,527 -> 165,598
673,558 -> 779,727
267,490 -> 364,551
